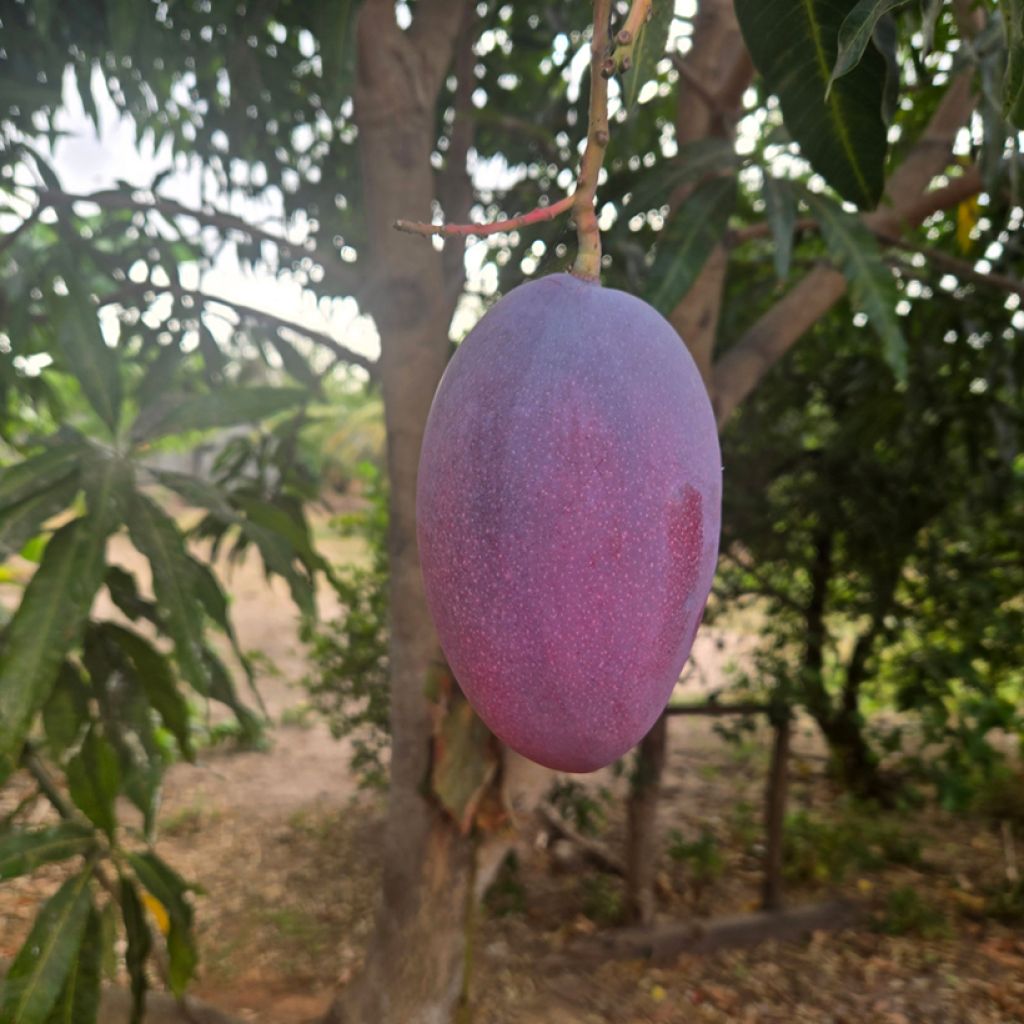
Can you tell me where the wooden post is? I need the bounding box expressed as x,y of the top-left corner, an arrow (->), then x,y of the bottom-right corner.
761,714 -> 791,912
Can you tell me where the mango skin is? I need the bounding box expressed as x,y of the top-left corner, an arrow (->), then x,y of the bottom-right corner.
417,273 -> 721,772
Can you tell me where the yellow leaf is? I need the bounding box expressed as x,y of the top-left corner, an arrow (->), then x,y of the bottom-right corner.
650,985 -> 667,1003
957,196 -> 979,253
857,878 -> 874,895
142,891 -> 171,936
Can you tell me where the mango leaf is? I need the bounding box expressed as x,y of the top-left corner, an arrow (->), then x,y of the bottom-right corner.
317,1 -> 359,109
0,868 -> 94,1024
627,138 -> 739,212
735,0 -> 888,208
104,566 -> 158,624
262,334 -> 318,387
41,663 -> 89,755
125,493 -> 211,696
126,852 -> 197,997
131,386 -> 309,443
762,174 -> 797,282
102,623 -> 194,760
45,906 -> 101,1024
0,822 -> 95,882
802,190 -> 907,381
56,275 -> 122,434
120,877 -> 151,1024
1003,0 -> 1024,128
622,0 -> 675,112
830,0 -> 910,88
0,513 -> 116,780
0,445 -> 81,515
648,176 -> 737,315
203,646 -> 264,745
66,726 -> 121,838
0,473 -> 80,560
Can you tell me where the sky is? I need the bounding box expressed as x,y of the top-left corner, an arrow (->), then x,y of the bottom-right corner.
43,62 -> 381,370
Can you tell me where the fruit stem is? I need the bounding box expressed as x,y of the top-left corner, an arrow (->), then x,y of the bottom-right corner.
571,0 -> 613,283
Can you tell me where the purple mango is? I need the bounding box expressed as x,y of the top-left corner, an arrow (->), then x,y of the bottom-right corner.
417,273 -> 721,772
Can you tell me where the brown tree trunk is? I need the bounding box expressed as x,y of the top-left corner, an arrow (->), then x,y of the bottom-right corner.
325,4 -> 474,1022
625,713 -> 668,924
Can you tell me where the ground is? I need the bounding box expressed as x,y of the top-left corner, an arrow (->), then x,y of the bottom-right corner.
1,516 -> 1022,1023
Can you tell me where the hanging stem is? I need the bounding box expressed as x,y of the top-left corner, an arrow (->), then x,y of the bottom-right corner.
571,0 -> 614,281
395,0 -> 630,283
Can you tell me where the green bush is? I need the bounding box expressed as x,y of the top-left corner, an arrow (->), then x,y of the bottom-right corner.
302,464 -> 390,788
876,885 -> 950,938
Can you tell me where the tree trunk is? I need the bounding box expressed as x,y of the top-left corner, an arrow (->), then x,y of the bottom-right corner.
325,4 -> 474,1022
625,713 -> 668,924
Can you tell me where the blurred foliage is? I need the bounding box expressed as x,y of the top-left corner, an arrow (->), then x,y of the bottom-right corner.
302,463 -> 390,789
874,884 -> 951,938
717,267 -> 1024,801
783,804 -> 923,886
548,778 -> 615,837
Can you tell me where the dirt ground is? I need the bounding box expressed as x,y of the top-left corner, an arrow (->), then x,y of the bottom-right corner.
2,522 -> 1023,1023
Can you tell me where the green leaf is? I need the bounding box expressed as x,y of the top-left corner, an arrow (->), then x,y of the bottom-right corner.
1003,0 -> 1024,128
131,386 -> 310,443
126,852 -> 197,997
802,190 -> 907,381
66,726 -> 121,838
0,868 -> 94,1024
735,0 -> 888,208
120,877 -> 151,1024
102,624 -> 194,760
0,445 -> 81,515
125,493 -> 211,696
262,334 -> 317,387
0,474 -> 81,560
203,646 -> 263,744
104,566 -> 157,624
762,175 -> 797,282
41,664 -> 89,755
623,0 -> 675,112
648,176 -> 737,315
0,513 -> 116,780
830,0 -> 910,88
45,906 -> 101,1024
56,278 -> 122,434
627,138 -> 739,212
0,823 -> 95,882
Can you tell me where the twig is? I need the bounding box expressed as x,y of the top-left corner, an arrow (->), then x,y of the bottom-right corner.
571,0 -> 613,280
537,801 -> 626,876
395,194 -> 575,238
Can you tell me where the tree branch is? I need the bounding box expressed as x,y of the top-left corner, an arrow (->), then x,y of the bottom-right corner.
711,71 -> 983,426
98,283 -> 377,376
31,187 -> 362,296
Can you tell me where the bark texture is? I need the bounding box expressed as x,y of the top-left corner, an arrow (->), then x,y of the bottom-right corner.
325,4 -> 474,1021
